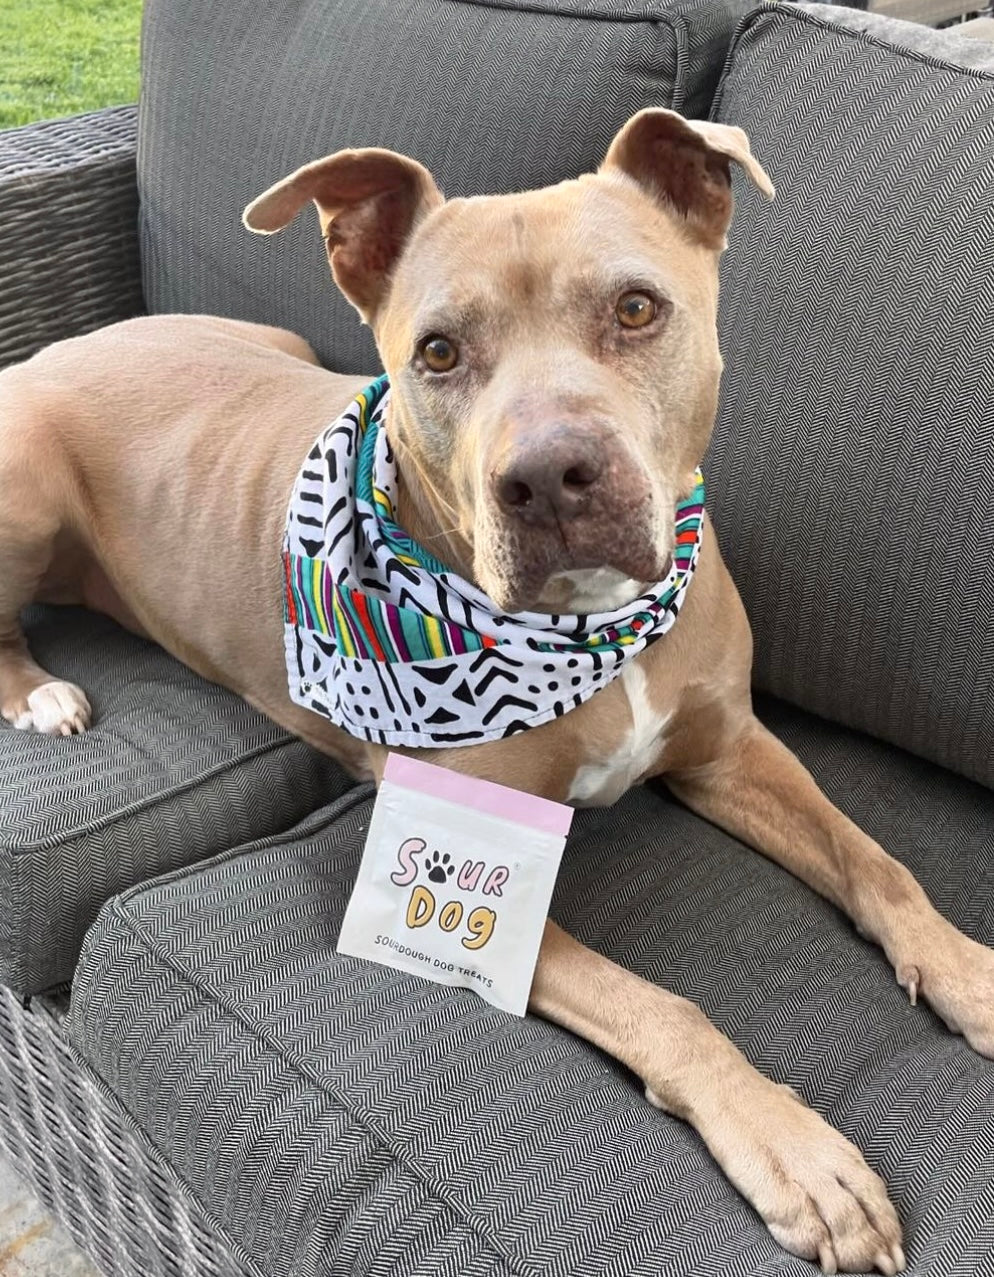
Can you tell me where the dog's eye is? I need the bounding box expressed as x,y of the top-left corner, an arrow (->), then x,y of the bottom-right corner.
615,291 -> 656,329
420,335 -> 459,373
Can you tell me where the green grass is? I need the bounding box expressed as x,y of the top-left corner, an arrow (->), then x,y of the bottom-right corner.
0,0 -> 142,129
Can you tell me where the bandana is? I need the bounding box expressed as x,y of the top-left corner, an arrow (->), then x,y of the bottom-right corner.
283,376 -> 704,749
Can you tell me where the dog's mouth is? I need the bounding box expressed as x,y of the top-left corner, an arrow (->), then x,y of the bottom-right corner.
536,558 -> 673,614
479,500 -> 672,614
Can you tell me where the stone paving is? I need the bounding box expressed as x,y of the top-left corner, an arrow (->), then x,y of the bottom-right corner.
0,1153 -> 100,1277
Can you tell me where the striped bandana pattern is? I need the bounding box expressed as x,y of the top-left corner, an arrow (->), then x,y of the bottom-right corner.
283,376 -> 705,748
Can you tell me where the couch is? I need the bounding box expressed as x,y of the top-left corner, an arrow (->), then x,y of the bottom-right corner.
1,2 -> 992,1274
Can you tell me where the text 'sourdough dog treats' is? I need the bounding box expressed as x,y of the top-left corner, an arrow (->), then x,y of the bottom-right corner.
338,753 -> 573,1014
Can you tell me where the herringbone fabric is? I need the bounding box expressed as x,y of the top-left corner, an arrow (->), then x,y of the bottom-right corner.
707,3 -> 994,788
809,2 -> 994,68
0,608 -> 353,995
138,0 -> 755,373
70,698 -> 994,1277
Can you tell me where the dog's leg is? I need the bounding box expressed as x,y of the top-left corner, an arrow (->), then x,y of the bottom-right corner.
531,921 -> 904,1273
666,720 -> 994,1058
0,430 -> 91,735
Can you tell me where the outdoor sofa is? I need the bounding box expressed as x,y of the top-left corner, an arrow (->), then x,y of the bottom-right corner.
0,1 -> 992,1274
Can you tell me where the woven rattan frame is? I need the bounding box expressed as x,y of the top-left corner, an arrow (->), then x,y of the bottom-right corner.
0,985 -> 255,1277
0,105 -> 266,1273
0,103 -> 240,1274
0,106 -> 144,372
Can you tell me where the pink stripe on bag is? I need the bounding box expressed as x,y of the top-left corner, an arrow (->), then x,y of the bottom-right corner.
384,753 -> 574,836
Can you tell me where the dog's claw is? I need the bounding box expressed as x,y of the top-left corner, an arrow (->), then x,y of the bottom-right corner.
897,964 -> 920,1007
812,1241 -> 838,1271
11,681 -> 92,736
817,1241 -> 838,1274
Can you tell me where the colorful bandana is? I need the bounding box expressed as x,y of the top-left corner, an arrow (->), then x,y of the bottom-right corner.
283,376 -> 705,748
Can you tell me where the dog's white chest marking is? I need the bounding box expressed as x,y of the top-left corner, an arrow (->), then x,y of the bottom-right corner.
567,663 -> 669,806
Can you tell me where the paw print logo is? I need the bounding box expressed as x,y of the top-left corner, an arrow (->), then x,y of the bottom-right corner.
427,851 -> 454,884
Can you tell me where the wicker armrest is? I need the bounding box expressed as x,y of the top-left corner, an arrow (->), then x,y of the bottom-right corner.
0,105 -> 144,371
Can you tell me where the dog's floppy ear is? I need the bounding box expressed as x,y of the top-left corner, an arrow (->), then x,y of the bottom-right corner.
243,148 -> 443,321
601,109 -> 773,250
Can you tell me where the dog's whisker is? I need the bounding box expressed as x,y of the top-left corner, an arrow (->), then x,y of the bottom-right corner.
420,526 -> 465,543
392,436 -> 463,524
552,509 -> 570,554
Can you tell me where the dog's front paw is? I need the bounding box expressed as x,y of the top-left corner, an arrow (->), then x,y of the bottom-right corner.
895,921 -> 994,1058
10,681 -> 92,736
683,1078 -> 904,1274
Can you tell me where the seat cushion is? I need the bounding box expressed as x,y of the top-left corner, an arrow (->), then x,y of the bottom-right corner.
0,607 -> 353,995
138,0 -> 756,374
706,2 -> 994,788
69,698 -> 994,1276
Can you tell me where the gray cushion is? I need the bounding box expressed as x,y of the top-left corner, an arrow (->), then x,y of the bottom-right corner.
707,2 -> 994,788
0,607 -> 353,995
139,0 -> 756,373
69,697 -> 994,1276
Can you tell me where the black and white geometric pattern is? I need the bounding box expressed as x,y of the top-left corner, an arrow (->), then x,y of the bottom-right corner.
285,385 -> 701,748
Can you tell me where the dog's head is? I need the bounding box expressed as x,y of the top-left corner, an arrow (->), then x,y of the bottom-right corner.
244,110 -> 772,612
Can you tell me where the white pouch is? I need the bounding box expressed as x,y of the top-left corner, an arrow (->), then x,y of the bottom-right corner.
337,753 -> 573,1015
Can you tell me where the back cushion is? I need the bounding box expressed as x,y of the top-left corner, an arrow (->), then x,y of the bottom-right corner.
139,0 -> 754,372
707,3 -> 994,787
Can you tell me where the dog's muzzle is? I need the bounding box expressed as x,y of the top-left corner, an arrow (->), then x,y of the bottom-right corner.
487,421 -> 663,599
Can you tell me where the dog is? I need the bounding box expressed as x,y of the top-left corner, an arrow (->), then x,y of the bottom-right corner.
2,108 -> 991,1273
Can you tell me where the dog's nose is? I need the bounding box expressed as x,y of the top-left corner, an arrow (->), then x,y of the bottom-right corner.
493,437 -> 604,526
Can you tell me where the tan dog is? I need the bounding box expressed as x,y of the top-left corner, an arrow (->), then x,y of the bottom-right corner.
1,109 -> 991,1272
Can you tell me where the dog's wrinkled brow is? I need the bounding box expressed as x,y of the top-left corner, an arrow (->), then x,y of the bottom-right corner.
411,298 -> 503,344
412,261 -> 673,336
569,261 -> 675,301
